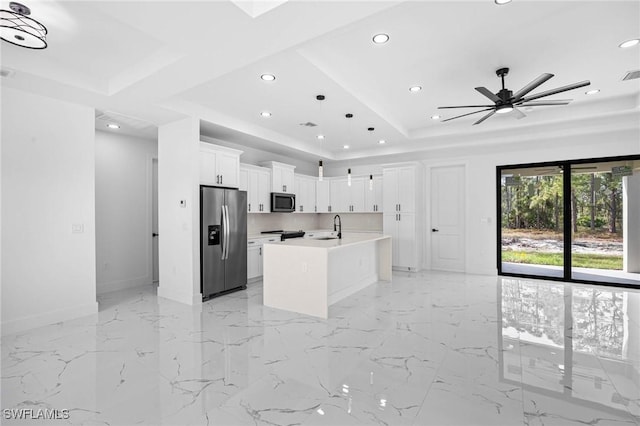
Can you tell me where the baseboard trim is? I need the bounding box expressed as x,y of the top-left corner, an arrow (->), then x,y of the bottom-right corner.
97,275 -> 152,295
157,286 -> 202,306
1,301 -> 99,336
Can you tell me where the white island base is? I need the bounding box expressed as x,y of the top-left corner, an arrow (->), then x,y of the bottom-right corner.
262,233 -> 392,319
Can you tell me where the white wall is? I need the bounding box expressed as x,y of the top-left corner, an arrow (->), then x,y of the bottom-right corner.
157,117 -> 201,305
1,87 -> 98,335
95,130 -> 158,294
324,127 -> 640,275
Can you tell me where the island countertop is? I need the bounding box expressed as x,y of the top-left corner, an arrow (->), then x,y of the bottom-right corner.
265,232 -> 389,249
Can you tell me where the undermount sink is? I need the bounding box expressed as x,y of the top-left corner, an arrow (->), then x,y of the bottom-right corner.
314,237 -> 338,240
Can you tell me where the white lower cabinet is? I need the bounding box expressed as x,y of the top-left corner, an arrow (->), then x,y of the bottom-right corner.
383,212 -> 418,269
247,244 -> 262,280
247,236 -> 279,280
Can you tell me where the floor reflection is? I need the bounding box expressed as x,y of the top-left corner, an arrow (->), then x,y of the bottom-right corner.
499,278 -> 640,419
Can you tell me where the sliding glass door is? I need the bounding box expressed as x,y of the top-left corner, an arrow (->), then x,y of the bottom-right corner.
498,155 -> 640,288
500,166 -> 565,279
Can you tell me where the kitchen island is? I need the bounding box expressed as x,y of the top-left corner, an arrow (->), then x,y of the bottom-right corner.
262,233 -> 392,318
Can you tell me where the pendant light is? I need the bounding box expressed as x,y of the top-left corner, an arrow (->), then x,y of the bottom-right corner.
348,168 -> 352,186
369,174 -> 373,191
318,160 -> 323,181
0,2 -> 47,49
345,113 -> 354,186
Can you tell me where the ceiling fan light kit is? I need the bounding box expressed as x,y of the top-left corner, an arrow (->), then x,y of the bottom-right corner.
0,2 -> 47,49
438,67 -> 590,125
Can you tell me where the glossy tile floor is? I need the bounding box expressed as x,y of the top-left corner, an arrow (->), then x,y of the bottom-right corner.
2,271 -> 639,425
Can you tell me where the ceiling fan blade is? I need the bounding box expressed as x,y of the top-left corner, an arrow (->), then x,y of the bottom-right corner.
441,108 -> 495,123
521,80 -> 590,103
512,73 -> 554,101
475,87 -> 501,103
520,101 -> 572,107
438,105 -> 496,109
473,110 -> 497,125
513,108 -> 526,120
518,99 -> 572,106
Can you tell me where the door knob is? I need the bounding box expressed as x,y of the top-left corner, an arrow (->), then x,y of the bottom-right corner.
431,229 -> 439,232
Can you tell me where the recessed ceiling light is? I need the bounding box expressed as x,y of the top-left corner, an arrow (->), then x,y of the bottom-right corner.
260,111 -> 271,117
107,123 -> 120,129
409,86 -> 422,93
260,74 -> 276,81
431,115 -> 441,120
619,38 -> 640,48
585,89 -> 600,95
378,140 -> 386,144
317,135 -> 324,140
494,0 -> 512,4
372,33 -> 389,44
343,145 -> 350,149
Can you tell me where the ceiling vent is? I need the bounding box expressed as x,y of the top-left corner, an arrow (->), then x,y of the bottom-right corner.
622,70 -> 640,81
299,122 -> 317,127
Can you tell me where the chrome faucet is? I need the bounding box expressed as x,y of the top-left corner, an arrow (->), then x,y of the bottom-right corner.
333,214 -> 342,239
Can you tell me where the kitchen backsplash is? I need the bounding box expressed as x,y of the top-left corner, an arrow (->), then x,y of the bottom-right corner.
247,213 -> 382,235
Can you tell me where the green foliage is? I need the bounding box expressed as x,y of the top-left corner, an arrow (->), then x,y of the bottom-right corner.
501,171 -> 623,233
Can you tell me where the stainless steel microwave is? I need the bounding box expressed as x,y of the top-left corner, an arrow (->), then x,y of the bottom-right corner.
271,192 -> 295,212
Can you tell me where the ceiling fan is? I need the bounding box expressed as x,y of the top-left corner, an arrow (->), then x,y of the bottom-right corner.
438,67 -> 590,125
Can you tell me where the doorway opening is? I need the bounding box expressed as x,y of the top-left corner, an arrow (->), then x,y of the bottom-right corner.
498,155 -> 640,288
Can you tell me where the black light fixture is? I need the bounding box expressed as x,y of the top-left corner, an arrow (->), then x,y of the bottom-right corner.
369,174 -> 373,191
0,2 -> 47,49
318,160 -> 323,181
347,168 -> 352,187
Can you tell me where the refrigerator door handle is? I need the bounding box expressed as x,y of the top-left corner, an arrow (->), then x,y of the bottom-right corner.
224,204 -> 231,260
220,206 -> 227,260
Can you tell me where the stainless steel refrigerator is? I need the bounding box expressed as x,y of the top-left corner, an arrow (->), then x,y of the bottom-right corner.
200,186 -> 247,300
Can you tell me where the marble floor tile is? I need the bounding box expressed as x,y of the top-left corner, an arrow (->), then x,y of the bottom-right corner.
2,272 -> 639,425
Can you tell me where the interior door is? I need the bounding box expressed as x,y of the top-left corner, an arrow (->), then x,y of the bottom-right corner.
431,165 -> 465,272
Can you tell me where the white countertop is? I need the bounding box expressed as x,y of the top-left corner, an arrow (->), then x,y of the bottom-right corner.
264,232 -> 389,250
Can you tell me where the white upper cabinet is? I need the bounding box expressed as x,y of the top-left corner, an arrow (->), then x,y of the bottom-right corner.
383,166 -> 416,213
262,161 -> 295,193
330,178 -> 350,212
316,180 -> 330,213
240,164 -> 271,213
364,175 -> 383,212
199,142 -> 242,188
294,174 -> 316,213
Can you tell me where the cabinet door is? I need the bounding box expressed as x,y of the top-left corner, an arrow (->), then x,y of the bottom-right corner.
383,213 -> 398,266
397,166 -> 415,213
350,177 -> 365,212
365,175 -> 383,212
247,170 -> 260,213
305,178 -> 316,212
199,149 -> 218,185
257,170 -> 271,212
272,168 -> 283,193
316,180 -> 330,213
216,151 -> 239,188
247,245 -> 261,280
397,213 -> 416,268
330,178 -> 349,212
382,168 -> 398,213
295,176 -> 304,212
282,168 -> 295,194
